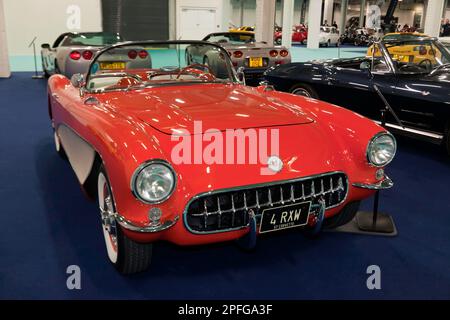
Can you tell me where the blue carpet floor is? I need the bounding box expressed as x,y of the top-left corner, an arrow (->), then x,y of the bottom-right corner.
0,72 -> 450,299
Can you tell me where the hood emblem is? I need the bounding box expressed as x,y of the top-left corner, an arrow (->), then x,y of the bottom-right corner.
267,156 -> 283,173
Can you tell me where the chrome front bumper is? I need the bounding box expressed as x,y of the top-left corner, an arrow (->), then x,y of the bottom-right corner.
115,214 -> 179,233
352,176 -> 393,190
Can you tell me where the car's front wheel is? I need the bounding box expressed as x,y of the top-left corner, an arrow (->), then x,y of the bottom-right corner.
290,83 -> 319,99
98,167 -> 153,274
41,56 -> 50,78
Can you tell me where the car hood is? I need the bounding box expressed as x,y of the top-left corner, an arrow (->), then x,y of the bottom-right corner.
104,83 -> 314,135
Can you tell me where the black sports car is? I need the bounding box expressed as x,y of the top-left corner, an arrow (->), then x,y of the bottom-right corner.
264,36 -> 450,155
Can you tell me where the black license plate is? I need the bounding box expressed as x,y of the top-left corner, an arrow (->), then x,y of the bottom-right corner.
259,202 -> 311,233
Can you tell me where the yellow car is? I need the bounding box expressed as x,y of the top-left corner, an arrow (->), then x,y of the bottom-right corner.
367,32 -> 441,64
229,26 -> 255,33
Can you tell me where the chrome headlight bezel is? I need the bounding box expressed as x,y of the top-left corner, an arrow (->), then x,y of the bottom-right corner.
366,132 -> 397,167
131,159 -> 177,204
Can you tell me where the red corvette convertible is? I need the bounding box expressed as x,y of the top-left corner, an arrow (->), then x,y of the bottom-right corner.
47,41 -> 396,274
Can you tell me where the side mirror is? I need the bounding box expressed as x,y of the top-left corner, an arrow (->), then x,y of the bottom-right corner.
258,80 -> 275,92
360,61 -> 373,78
70,73 -> 85,88
41,43 -> 51,49
236,66 -> 246,85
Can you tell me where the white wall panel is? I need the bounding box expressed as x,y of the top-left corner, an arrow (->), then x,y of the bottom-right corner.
0,0 -> 10,77
4,0 -> 101,71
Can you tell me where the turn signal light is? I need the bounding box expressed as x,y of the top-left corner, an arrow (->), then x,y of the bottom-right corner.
233,50 -> 243,58
280,49 -> 289,57
82,50 -> 93,60
128,50 -> 138,59
69,51 -> 81,60
138,50 -> 148,59
269,50 -> 278,57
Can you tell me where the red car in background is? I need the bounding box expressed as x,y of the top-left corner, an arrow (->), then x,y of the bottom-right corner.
275,25 -> 308,44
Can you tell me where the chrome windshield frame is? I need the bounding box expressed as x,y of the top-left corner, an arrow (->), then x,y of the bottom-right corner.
84,40 -> 238,93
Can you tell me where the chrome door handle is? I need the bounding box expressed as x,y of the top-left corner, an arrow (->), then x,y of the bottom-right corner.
51,93 -> 59,99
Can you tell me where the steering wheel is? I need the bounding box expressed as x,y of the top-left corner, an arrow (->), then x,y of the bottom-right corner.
418,59 -> 433,71
176,63 -> 214,80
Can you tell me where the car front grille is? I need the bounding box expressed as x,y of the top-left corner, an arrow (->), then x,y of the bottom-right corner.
184,172 -> 348,234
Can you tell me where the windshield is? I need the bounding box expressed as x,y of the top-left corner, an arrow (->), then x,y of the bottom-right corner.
85,41 -> 237,93
383,40 -> 450,73
62,33 -> 123,46
382,34 -> 423,41
203,32 -> 255,44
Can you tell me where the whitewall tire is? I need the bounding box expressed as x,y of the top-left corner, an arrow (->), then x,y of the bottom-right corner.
97,166 -> 153,274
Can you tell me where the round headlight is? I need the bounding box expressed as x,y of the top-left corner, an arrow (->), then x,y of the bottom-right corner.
367,132 -> 397,167
131,161 -> 176,203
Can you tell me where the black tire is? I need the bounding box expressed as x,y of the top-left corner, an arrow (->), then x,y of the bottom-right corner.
323,201 -> 360,229
300,40 -> 304,45
41,56 -> 50,78
327,39 -> 331,47
290,83 -> 319,99
98,166 -> 153,274
275,38 -> 282,45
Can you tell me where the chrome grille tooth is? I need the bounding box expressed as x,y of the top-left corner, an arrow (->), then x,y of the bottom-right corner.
301,183 -> 305,200
243,192 -> 248,210
320,179 -> 325,195
310,181 -> 315,198
256,190 -> 260,209
280,186 -> 284,204
217,197 -> 222,229
330,176 -> 334,193
231,194 -> 236,227
338,177 -> 344,191
290,185 -> 295,202
268,188 -> 273,206
203,199 -> 208,229
231,194 -> 235,227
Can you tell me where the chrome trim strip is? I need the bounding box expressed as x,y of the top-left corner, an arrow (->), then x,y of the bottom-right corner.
115,214 -> 179,233
183,171 -> 349,235
374,121 -> 444,140
352,176 -> 394,190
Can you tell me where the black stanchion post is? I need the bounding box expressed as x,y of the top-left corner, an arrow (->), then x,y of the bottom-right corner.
28,36 -> 44,79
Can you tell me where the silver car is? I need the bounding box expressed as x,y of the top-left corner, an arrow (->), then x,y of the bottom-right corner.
41,32 -> 152,79
185,32 -> 291,82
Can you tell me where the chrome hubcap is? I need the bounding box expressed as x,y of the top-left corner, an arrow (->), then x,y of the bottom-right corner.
98,173 -> 118,263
